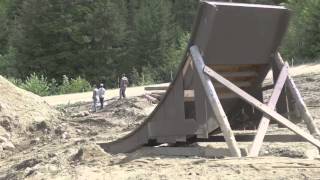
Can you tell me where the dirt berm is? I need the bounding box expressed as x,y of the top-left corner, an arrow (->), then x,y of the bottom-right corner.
0,76 -> 59,149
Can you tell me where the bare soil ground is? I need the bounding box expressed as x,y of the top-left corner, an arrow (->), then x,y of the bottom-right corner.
1,64 -> 320,180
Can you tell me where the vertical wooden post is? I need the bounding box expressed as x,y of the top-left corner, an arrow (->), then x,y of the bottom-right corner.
248,63 -> 288,157
190,45 -> 241,157
275,53 -> 320,136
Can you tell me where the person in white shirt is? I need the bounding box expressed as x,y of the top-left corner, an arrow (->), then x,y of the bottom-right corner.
92,85 -> 99,112
98,83 -> 106,109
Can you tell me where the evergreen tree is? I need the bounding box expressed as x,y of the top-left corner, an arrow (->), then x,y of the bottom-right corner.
172,0 -> 198,32
131,0 -> 177,82
11,0 -> 127,85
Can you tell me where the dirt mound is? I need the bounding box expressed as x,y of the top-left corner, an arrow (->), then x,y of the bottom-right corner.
0,76 -> 59,139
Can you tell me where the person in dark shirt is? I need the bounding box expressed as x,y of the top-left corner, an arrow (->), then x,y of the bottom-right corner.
98,83 -> 106,109
119,74 -> 129,99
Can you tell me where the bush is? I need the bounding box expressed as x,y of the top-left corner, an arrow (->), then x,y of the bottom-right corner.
58,75 -> 91,94
49,78 -> 59,95
68,76 -> 92,93
20,73 -> 50,96
58,75 -> 70,94
6,74 -> 92,96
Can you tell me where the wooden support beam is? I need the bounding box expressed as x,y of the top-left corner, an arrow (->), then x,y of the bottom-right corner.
248,63 -> 289,157
208,64 -> 261,72
145,86 -> 169,91
184,90 -> 239,101
219,71 -> 258,78
262,84 -> 274,91
190,46 -> 242,157
275,53 -> 320,136
184,90 -> 195,102
196,134 -> 307,142
203,65 -> 320,149
214,81 -> 251,88
144,94 -> 159,104
139,147 -> 247,158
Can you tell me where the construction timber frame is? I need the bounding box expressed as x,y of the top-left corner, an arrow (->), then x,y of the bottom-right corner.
99,1 -> 320,157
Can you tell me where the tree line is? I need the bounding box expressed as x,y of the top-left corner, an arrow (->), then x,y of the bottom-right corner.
0,0 -> 319,94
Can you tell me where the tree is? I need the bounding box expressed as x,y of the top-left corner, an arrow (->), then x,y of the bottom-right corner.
11,0 -> 127,85
281,0 -> 320,60
130,0 -> 178,82
172,0 -> 198,32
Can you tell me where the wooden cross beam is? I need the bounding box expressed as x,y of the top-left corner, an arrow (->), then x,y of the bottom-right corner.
202,61 -> 320,149
275,53 -> 320,136
190,46 -> 242,157
248,63 -> 289,157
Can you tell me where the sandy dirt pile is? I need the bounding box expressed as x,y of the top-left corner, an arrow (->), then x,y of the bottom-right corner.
0,97 -> 155,179
0,76 -> 59,151
0,76 -> 58,126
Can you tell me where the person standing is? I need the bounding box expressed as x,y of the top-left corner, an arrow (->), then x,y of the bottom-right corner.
98,83 -> 106,109
119,74 -> 129,99
92,85 -> 99,112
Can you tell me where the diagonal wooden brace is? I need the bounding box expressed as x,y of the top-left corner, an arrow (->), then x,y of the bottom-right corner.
275,53 -> 320,136
248,63 -> 289,157
190,46 -> 242,157
203,65 -> 320,149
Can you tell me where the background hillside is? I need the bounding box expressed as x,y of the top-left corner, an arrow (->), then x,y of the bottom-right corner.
0,0 -> 319,92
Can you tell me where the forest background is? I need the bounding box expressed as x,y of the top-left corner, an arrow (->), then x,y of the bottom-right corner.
0,0 -> 319,96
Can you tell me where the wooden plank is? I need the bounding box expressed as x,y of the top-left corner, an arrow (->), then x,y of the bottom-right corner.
196,134 -> 307,142
275,53 -> 320,136
203,65 -> 320,149
145,86 -> 169,91
262,84 -> 274,91
184,90 -> 194,97
220,71 -> 258,78
184,91 -> 239,101
248,63 -> 289,157
190,46 -> 242,157
208,64 -> 262,72
184,90 -> 194,102
149,93 -> 163,100
140,147 -> 247,158
144,94 -> 159,104
214,81 -> 251,88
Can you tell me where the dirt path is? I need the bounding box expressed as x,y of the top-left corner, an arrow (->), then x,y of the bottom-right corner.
43,83 -> 169,106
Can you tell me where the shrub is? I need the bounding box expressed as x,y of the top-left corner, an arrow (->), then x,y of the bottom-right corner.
58,75 -> 70,94
20,73 -> 50,96
58,75 -> 91,94
68,76 -> 92,93
49,78 -> 59,95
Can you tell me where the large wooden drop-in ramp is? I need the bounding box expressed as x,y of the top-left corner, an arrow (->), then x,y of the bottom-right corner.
98,1 -> 320,157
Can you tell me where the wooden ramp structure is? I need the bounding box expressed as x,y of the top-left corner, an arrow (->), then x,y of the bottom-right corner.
98,1 -> 320,157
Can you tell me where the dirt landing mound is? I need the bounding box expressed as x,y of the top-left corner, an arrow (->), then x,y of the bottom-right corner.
0,76 -> 59,138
